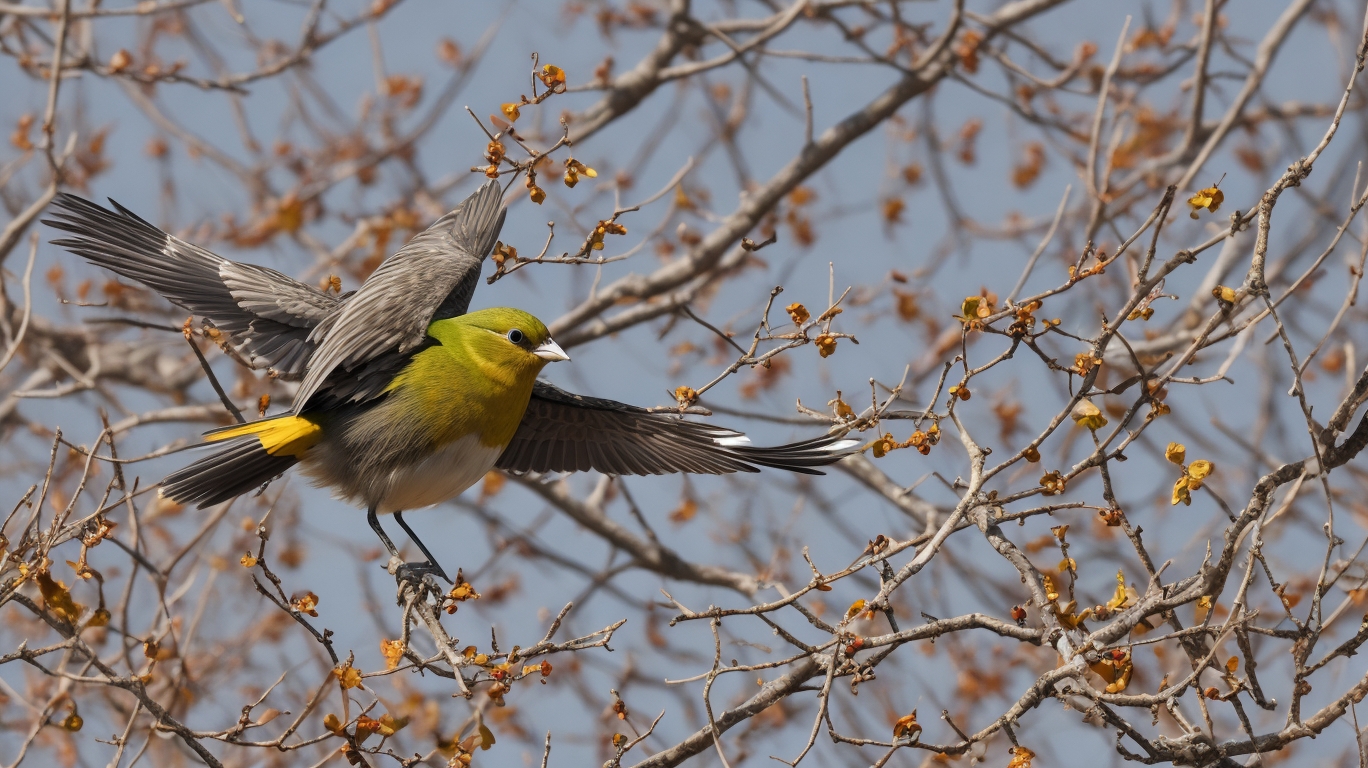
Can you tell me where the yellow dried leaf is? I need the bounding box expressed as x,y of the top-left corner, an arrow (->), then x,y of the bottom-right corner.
437,38 -> 462,66
10,114 -> 34,152
829,392 -> 853,419
37,571 -> 84,624
1105,660 -> 1133,693
870,433 -> 898,458
674,386 -> 698,407
378,713 -> 410,736
380,639 -> 405,670
958,296 -> 982,327
1106,570 -> 1131,611
1043,575 -> 1059,603
564,158 -> 596,188
447,572 -> 480,604
668,497 -> 698,524
1073,352 -> 1102,374
1071,399 -> 1108,430
1055,602 -> 1084,631
291,591 -> 319,617
1195,594 -> 1213,623
539,64 -> 566,89
882,197 -> 905,224
1213,285 -> 1237,303
66,559 -> 95,580
1164,442 -> 1186,465
1188,186 -> 1224,219
501,102 -> 521,122
240,553 -> 257,568
143,639 -> 174,660
1187,460 -> 1213,489
1007,745 -> 1036,768
892,710 -> 921,741
785,302 -> 810,325
1226,655 -> 1239,674
1172,475 -> 1191,506
275,195 -> 304,234
846,599 -> 867,619
893,289 -> 920,321
814,333 -> 837,358
1065,606 -> 1103,629
108,49 -> 132,73
355,715 -> 380,742
1040,469 -> 1066,496
334,664 -> 362,690
479,470 -> 505,500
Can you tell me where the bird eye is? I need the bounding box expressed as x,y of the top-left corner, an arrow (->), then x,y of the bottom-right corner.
507,329 -> 525,344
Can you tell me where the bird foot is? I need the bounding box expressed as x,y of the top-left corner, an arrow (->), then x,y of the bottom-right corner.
386,557 -> 450,602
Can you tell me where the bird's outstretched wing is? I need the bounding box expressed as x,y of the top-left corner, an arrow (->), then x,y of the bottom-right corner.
292,180 -> 506,410
45,194 -> 340,377
496,381 -> 857,476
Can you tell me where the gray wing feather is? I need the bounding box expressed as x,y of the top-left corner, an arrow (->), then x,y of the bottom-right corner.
292,180 -> 505,410
48,181 -> 504,403
45,194 -> 339,378
220,262 -> 338,326
496,381 -> 854,476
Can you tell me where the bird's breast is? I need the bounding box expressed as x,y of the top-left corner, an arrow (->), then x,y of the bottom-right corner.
373,433 -> 504,514
393,344 -> 536,449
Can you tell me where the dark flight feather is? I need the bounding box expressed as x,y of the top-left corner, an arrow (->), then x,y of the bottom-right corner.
497,381 -> 856,476
45,193 -> 339,378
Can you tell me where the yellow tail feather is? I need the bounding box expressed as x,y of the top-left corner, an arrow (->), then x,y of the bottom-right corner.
205,415 -> 323,458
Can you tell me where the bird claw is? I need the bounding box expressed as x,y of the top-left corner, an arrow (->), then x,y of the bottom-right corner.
388,559 -> 450,602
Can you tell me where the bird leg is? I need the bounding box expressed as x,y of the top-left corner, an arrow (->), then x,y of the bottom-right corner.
393,510 -> 452,583
367,504 -> 402,558
367,506 -> 450,595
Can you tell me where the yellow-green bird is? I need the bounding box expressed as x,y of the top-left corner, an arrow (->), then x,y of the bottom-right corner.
44,181 -> 854,583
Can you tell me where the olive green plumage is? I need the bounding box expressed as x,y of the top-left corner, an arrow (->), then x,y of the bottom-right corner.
388,309 -> 555,451
161,309 -> 563,512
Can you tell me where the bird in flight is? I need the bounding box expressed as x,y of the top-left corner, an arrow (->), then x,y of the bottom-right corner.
45,181 -> 855,587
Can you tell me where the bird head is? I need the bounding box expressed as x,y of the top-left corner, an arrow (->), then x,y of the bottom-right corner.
440,307 -> 568,377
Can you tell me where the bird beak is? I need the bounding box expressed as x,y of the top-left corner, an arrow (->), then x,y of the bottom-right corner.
533,339 -> 570,362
